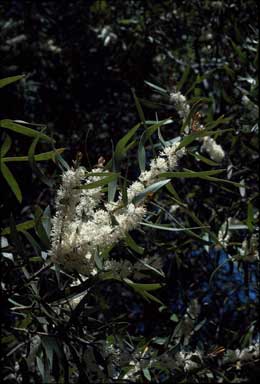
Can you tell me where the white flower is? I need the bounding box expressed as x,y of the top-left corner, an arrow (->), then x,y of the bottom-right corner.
201,136 -> 225,162
50,130 -> 188,275
127,181 -> 145,201
169,91 -> 190,120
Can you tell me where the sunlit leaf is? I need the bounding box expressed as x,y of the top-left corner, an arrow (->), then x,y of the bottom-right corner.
0,75 -> 25,88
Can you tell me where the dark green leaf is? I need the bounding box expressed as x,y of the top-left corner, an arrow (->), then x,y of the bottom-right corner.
0,134 -> 12,157
176,66 -> 191,92
188,150 -> 220,166
132,88 -> 146,123
1,162 -> 22,203
0,120 -> 53,142
2,148 -> 65,162
246,201 -> 254,232
78,174 -> 118,189
123,278 -> 162,291
1,219 -> 35,235
159,169 -> 225,179
28,133 -> 54,187
125,233 -> 144,254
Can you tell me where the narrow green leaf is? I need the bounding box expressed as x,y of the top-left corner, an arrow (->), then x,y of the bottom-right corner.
78,174 -> 118,190
1,219 -> 35,235
137,258 -> 165,277
165,183 -> 183,204
188,150 -> 220,166
34,207 -> 50,249
123,278 -> 162,291
189,96 -> 212,104
205,115 -> 232,130
176,66 -> 190,92
132,88 -> 146,123
21,230 -> 41,256
0,75 -> 25,88
125,233 -> 144,255
230,40 -> 247,63
138,132 -> 146,172
42,205 -> 52,237
28,133 -> 54,187
0,120 -> 53,142
138,118 -> 172,171
108,143 -> 117,202
159,169 -> 225,179
141,290 -> 164,305
2,148 -> 65,162
246,202 -> 254,232
94,252 -> 103,269
178,129 -> 233,150
0,134 -> 12,157
1,162 -> 22,203
200,175 -> 244,188
121,175 -> 128,206
140,222 -> 209,232
114,123 -> 140,166
132,179 -> 171,204
144,80 -> 168,95
54,150 -> 70,171
41,336 -> 54,370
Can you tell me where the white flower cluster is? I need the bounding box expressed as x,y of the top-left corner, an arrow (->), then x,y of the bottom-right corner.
222,342 -> 259,365
169,89 -> 225,162
169,91 -> 190,119
121,342 -> 259,381
201,136 -> 225,163
50,166 -> 105,275
50,141 -> 185,275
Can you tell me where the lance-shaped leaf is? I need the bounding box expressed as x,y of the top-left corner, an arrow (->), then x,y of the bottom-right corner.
158,169 -> 225,180
1,162 -> 22,203
0,119 -> 53,142
114,122 -> 140,167
77,173 -> 118,190
144,80 -> 169,96
124,233 -> 144,255
123,278 -> 162,291
138,118 -> 173,172
123,278 -> 164,305
132,179 -> 171,204
0,75 -> 25,88
178,128 -> 233,150
28,133 -> 54,187
0,134 -> 12,157
2,148 -> 65,162
1,219 -> 35,235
